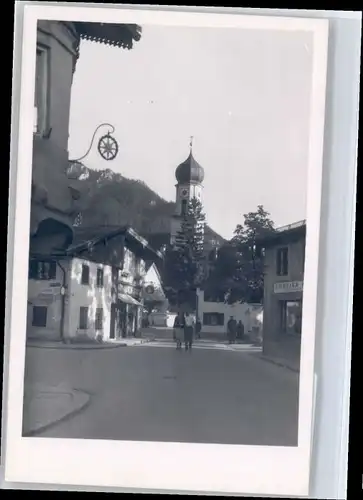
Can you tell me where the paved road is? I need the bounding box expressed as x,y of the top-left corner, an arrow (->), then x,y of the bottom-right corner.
23,344 -> 299,446
139,339 -> 261,352
142,326 -> 247,344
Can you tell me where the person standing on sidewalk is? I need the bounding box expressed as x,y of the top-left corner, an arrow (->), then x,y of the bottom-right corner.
173,312 -> 185,350
236,320 -> 245,341
184,312 -> 195,351
195,319 -> 202,339
227,316 -> 237,344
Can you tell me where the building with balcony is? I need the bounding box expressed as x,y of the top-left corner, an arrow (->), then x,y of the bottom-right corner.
259,220 -> 306,370
27,226 -> 163,342
31,21 -> 141,256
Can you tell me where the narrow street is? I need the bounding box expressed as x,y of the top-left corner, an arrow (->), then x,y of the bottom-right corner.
23,339 -> 299,446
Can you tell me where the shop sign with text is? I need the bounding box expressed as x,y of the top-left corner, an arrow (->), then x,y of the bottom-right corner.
273,281 -> 303,294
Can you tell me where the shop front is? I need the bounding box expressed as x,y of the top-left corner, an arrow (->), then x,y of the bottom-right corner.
259,220 -> 306,370
263,280 -> 303,367
279,299 -> 302,336
274,281 -> 303,337
117,292 -> 143,338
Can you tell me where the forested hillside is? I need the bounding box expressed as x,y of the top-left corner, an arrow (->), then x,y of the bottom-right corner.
68,161 -> 224,248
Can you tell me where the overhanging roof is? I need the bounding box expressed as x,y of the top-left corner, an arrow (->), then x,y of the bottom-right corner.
118,293 -> 142,307
257,220 -> 306,247
73,22 -> 142,50
67,225 -> 163,261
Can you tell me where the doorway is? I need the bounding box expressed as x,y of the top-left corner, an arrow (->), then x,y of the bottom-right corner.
110,304 -> 116,339
279,299 -> 302,335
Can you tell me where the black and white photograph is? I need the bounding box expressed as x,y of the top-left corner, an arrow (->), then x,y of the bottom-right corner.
4,4 -> 333,497
23,16 -> 312,446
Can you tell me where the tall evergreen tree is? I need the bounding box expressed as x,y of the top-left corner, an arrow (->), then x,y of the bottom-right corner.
164,197 -> 206,308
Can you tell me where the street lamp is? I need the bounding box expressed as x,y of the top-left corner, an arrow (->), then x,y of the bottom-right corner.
69,123 -> 119,164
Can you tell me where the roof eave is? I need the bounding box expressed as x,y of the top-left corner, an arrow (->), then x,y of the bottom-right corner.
73,22 -> 142,50
68,226 -> 163,262
257,226 -> 306,247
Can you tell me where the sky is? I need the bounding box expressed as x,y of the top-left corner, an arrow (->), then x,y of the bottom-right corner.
68,25 -> 313,240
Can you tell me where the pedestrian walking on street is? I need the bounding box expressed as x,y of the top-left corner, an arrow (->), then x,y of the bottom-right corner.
236,320 -> 245,341
173,312 -> 185,350
227,316 -> 237,344
184,312 -> 195,351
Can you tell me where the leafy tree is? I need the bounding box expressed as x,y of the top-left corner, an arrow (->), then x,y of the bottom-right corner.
206,205 -> 276,304
232,205 -> 275,243
205,241 -> 242,302
164,197 -> 206,308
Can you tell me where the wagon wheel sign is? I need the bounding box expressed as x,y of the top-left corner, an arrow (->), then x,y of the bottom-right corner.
145,285 -> 155,295
97,133 -> 119,161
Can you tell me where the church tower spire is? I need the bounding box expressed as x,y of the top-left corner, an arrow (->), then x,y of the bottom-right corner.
170,137 -> 205,247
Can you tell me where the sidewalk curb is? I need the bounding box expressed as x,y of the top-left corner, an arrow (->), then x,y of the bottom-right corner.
253,354 -> 300,373
23,389 -> 92,437
27,342 -> 128,350
26,338 -> 153,350
119,338 -> 154,347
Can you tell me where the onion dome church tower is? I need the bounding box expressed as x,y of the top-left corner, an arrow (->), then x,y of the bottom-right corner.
170,137 -> 205,247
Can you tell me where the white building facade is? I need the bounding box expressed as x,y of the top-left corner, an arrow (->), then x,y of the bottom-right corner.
27,227 -> 163,342
27,259 -> 69,340
142,263 -> 168,327
196,289 -> 263,339
28,257 -> 113,341
66,258 -> 113,341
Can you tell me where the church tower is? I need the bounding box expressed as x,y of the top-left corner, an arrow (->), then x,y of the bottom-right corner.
170,137 -> 205,247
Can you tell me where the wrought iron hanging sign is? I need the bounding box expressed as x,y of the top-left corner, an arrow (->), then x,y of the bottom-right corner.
69,123 -> 119,164
98,132 -> 119,161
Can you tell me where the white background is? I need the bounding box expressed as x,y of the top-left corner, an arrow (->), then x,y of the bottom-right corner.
1,4 -> 360,499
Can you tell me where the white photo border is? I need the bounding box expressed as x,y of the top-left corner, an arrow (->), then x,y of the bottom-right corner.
3,4 -> 329,497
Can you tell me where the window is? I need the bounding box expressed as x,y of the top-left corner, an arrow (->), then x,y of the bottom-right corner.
208,248 -> 218,263
81,264 -> 90,285
123,250 -> 131,272
79,307 -> 88,330
203,312 -> 224,326
139,259 -> 145,275
95,308 -> 103,330
129,252 -> 136,273
96,268 -> 104,287
34,45 -> 49,135
111,268 -> 119,295
135,257 -> 143,276
112,267 -> 119,283
32,306 -> 47,327
280,300 -> 302,335
276,247 -> 289,276
181,199 -> 188,216
28,260 -> 56,280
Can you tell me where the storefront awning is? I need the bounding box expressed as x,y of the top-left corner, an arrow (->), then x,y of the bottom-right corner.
118,293 -> 143,307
